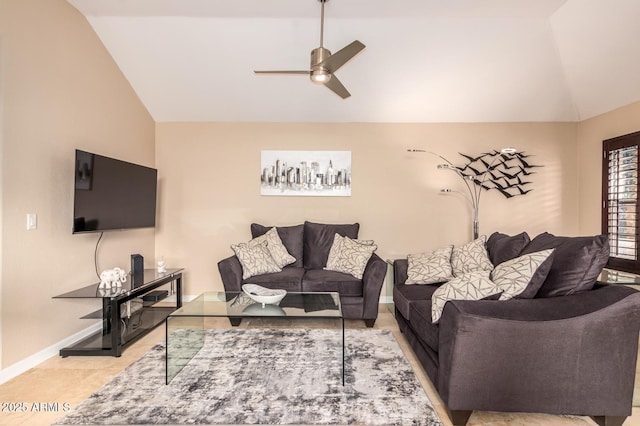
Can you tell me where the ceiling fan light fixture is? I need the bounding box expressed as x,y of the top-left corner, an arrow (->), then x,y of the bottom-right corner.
310,70 -> 331,83
253,0 -> 364,98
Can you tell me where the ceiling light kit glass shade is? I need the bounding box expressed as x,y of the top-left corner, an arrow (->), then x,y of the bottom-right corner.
408,147 -> 538,239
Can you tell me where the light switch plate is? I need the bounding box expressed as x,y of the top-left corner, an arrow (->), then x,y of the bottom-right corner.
26,213 -> 37,230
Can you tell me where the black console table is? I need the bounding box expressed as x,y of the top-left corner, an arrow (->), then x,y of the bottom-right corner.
54,268 -> 183,357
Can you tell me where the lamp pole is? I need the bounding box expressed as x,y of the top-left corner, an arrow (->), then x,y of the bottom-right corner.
409,148 -> 516,239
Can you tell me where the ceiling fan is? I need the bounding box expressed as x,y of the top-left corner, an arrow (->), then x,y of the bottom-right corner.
254,0 -> 365,99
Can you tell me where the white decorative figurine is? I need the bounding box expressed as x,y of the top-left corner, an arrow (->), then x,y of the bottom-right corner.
99,267 -> 127,289
157,257 -> 166,273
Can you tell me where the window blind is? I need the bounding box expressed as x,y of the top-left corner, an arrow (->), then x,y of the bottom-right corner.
607,145 -> 638,259
603,131 -> 640,273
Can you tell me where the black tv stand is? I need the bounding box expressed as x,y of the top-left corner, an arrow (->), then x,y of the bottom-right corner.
54,268 -> 183,357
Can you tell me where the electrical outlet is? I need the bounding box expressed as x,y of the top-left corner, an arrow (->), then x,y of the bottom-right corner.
26,213 -> 37,230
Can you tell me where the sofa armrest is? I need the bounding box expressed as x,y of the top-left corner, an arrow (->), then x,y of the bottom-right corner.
437,286 -> 640,417
361,253 -> 387,320
217,255 -> 243,292
393,258 -> 408,286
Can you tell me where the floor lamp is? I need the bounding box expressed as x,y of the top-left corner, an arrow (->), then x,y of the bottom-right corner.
408,147 -> 518,240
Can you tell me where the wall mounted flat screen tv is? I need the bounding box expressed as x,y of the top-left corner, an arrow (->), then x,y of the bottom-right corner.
73,149 -> 158,233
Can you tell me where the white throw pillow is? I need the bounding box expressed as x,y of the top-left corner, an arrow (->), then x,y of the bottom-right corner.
231,241 -> 282,279
405,245 -> 454,285
431,270 -> 501,323
325,235 -> 377,279
250,227 -> 296,269
326,233 -> 374,271
451,235 -> 494,276
491,249 -> 555,300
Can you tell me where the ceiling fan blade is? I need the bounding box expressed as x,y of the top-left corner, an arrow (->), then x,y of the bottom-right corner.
323,74 -> 351,99
254,70 -> 309,75
320,40 -> 365,73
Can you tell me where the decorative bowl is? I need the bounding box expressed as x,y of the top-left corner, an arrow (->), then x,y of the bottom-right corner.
242,284 -> 287,307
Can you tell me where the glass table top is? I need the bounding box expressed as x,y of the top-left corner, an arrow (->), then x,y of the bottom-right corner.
169,291 -> 342,318
53,269 -> 183,299
599,268 -> 640,285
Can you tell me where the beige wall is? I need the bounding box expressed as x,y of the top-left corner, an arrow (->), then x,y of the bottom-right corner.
577,101 -> 640,235
0,0 -> 155,368
156,122 -> 579,296
3,0 -> 637,373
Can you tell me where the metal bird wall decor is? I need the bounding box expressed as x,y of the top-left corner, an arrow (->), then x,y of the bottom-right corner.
408,147 -> 542,239
438,149 -> 542,199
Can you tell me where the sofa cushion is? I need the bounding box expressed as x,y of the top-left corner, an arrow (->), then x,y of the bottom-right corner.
303,221 -> 359,269
324,235 -> 377,279
431,270 -> 502,323
393,282 -> 440,320
231,241 -> 282,279
486,232 -> 531,266
250,227 -> 296,268
251,223 -> 304,268
409,300 -> 440,352
522,232 -> 610,297
405,245 -> 454,284
242,266 -> 305,292
491,249 -> 555,299
451,235 -> 494,276
302,269 -> 363,297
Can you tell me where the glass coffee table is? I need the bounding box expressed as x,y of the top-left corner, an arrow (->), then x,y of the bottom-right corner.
165,291 -> 344,385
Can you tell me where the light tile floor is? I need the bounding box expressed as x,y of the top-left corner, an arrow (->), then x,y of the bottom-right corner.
0,306 -> 638,426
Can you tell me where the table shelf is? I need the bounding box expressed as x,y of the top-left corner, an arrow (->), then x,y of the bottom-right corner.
54,269 -> 183,357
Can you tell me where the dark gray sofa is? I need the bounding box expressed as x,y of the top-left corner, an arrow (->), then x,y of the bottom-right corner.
393,232 -> 640,426
218,221 -> 387,326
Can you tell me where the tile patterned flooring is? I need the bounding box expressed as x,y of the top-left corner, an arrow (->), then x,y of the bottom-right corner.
0,306 -> 639,426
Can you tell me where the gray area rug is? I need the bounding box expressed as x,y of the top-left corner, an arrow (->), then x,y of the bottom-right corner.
55,328 -> 442,425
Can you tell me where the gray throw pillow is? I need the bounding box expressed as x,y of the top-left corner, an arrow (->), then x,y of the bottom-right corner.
486,232 -> 531,266
521,232 -> 609,297
303,221 -> 359,269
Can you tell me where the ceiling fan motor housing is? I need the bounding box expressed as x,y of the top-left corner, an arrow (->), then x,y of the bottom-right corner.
310,47 -> 332,83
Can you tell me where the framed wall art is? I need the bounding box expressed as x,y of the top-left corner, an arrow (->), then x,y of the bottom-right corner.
260,150 -> 351,197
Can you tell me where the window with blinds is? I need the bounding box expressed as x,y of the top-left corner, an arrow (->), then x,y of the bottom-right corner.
603,131 -> 640,273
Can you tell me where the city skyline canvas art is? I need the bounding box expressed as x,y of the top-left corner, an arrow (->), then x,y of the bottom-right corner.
261,150 -> 352,196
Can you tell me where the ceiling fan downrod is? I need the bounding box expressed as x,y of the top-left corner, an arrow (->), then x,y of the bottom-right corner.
319,0 -> 327,48
311,0 -> 330,83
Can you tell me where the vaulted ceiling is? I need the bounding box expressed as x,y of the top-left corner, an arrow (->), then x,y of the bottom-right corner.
66,0 -> 640,123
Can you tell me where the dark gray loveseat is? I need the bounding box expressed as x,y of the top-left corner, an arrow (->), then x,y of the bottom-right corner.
218,221 -> 387,326
393,232 -> 640,426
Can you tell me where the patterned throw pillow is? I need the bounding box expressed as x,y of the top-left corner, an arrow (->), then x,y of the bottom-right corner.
431,270 -> 502,323
451,235 -> 494,276
231,241 -> 282,279
491,249 -> 555,300
325,235 -> 377,279
250,227 -> 296,268
326,234 -> 374,271
405,245 -> 454,285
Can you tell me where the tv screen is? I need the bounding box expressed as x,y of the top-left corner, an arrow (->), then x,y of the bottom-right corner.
73,149 -> 157,233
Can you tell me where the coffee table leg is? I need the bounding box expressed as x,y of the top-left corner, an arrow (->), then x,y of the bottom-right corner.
165,319 -> 169,385
342,317 -> 345,386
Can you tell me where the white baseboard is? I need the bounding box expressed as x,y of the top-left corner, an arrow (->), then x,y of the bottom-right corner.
379,295 -> 393,304
0,293 -> 384,385
0,321 -> 102,385
0,294 -> 201,385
